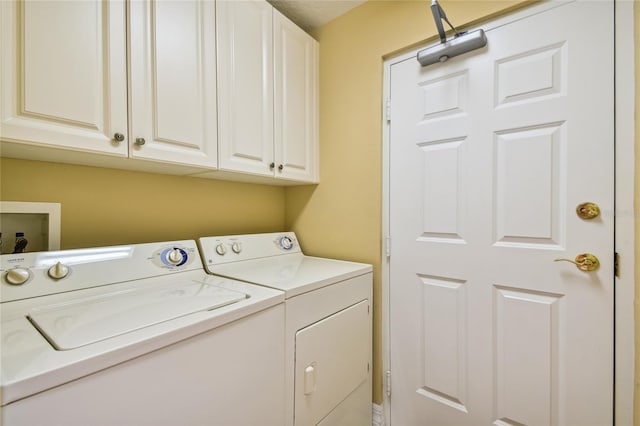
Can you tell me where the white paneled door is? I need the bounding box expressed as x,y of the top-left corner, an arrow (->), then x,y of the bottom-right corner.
388,2 -> 614,425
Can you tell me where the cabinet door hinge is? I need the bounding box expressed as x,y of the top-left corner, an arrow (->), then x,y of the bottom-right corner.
386,370 -> 392,397
615,252 -> 620,278
385,98 -> 392,122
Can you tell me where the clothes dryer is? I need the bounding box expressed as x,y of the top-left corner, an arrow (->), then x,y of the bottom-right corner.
198,232 -> 373,426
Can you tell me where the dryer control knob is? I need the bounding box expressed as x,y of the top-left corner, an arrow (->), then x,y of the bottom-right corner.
231,242 -> 242,254
5,268 -> 31,285
166,249 -> 184,265
215,243 -> 227,256
279,236 -> 294,250
48,262 -> 70,280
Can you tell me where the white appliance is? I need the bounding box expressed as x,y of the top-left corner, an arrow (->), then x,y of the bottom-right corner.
1,240 -> 286,426
198,232 -> 373,426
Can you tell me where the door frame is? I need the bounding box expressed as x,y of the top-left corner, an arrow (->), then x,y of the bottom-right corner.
381,1 -> 636,425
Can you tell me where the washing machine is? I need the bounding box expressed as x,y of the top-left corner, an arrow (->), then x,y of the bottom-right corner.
198,232 -> 373,426
1,240 -> 286,426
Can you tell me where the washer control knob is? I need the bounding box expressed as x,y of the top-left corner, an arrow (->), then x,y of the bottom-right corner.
48,262 -> 70,280
215,243 -> 227,256
231,242 -> 242,254
5,268 -> 31,285
166,249 -> 184,265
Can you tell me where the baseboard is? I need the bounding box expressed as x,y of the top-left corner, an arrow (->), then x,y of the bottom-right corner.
372,403 -> 385,426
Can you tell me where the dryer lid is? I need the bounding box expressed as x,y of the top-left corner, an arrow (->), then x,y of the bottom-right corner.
27,281 -> 247,350
210,255 -> 372,298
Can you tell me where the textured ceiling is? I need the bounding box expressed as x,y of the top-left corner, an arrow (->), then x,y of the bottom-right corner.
268,0 -> 367,32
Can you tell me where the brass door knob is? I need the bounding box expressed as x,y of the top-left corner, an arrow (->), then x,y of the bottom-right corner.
576,202 -> 600,220
554,253 -> 600,272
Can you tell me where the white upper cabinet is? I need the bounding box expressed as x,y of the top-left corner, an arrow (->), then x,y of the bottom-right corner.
216,0 -> 275,177
128,0 -> 218,168
1,0 -> 217,171
216,0 -> 319,183
0,1 -> 128,156
1,0 -> 317,184
274,9 -> 318,183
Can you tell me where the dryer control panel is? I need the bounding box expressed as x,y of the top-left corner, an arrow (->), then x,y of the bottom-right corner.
198,232 -> 302,268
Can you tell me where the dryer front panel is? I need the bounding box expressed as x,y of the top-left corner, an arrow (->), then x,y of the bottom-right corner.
294,299 -> 370,425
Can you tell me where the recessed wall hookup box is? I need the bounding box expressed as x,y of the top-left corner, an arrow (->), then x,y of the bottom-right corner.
0,202 -> 61,254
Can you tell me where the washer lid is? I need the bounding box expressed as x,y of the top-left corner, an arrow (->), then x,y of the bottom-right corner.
27,281 -> 247,350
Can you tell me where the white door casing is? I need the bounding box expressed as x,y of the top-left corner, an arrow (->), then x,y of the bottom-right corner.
385,1 -> 620,425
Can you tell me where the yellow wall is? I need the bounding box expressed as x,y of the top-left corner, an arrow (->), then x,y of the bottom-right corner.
286,0 -> 638,407
0,158 -> 286,249
635,0 -> 640,422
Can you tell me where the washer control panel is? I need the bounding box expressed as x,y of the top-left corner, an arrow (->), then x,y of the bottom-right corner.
199,232 -> 302,269
152,246 -> 194,269
1,240 -> 202,303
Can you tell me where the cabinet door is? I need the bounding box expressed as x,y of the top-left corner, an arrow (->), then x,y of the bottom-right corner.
274,10 -> 319,183
129,0 -> 217,168
0,1 -> 128,156
217,0 -> 274,176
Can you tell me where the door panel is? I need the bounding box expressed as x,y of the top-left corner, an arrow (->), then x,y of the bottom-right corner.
0,0 -> 127,155
389,2 -> 614,425
494,286 -> 562,426
294,300 -> 370,426
217,0 -> 274,176
274,10 -> 318,182
129,0 -> 217,167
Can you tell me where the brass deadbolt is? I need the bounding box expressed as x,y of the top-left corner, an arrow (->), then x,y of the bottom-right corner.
576,202 -> 600,220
